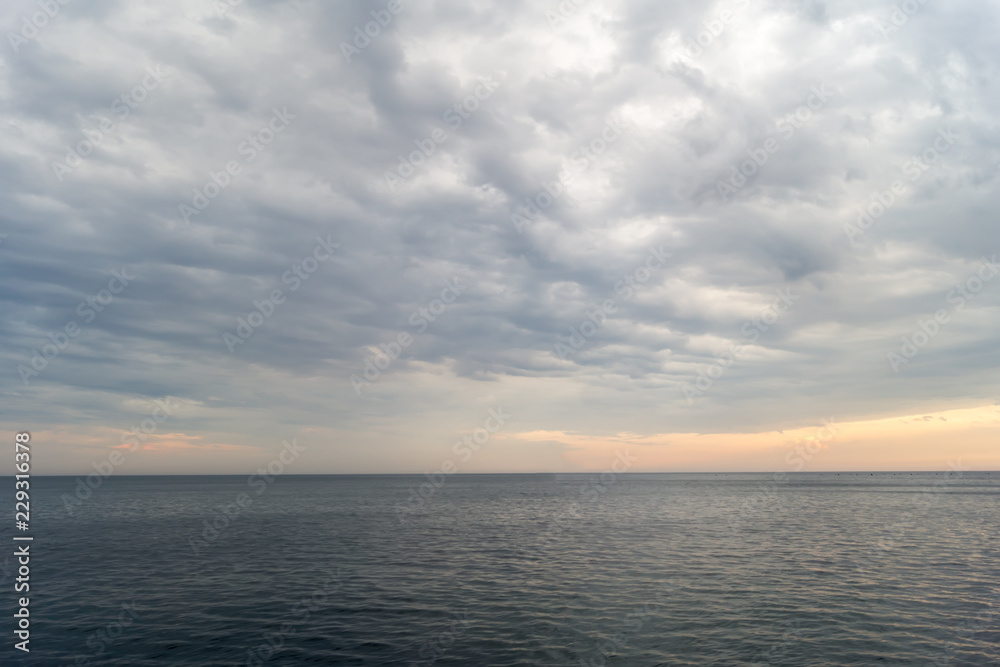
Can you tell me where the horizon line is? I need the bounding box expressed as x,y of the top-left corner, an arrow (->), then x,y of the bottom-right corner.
6,470 -> 997,477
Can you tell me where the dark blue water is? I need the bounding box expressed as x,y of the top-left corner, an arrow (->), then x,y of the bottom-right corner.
3,473 -> 999,665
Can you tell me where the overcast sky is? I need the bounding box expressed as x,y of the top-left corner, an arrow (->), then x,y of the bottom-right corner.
2,0 -> 998,474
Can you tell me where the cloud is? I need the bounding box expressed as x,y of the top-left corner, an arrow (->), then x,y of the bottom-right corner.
511,404 -> 1000,471
2,0 -> 999,473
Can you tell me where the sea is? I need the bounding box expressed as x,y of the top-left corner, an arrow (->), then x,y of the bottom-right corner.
4,472 -> 999,666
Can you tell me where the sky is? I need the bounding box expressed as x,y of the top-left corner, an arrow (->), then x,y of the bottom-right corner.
1,0 -> 998,475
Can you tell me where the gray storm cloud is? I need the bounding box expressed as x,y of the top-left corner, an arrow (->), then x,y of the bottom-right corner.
1,0 -> 998,472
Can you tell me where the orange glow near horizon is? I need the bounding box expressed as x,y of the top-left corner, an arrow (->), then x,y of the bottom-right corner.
7,404 -> 999,475
510,404 -> 1000,472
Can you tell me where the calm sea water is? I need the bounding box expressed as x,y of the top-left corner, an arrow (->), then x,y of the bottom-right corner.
4,473 -> 999,666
